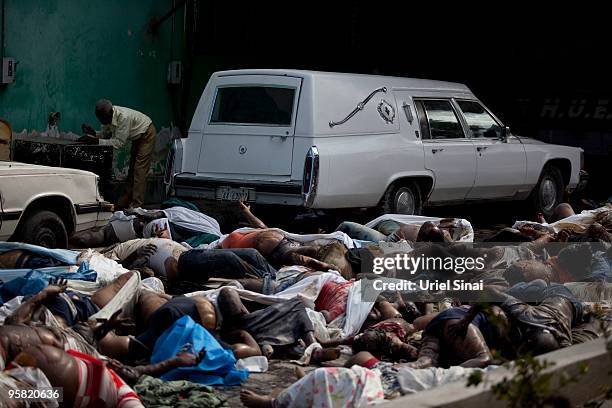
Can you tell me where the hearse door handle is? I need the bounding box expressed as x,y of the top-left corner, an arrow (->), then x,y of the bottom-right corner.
431,148 -> 444,154
271,135 -> 288,142
476,146 -> 488,152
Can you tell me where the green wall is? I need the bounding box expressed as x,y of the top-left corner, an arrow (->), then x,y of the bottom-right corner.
0,0 -> 185,176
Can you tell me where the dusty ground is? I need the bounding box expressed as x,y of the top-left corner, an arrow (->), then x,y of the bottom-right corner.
219,354 -> 351,406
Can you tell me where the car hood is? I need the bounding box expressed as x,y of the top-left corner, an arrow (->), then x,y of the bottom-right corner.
0,161 -> 98,177
513,136 -> 547,145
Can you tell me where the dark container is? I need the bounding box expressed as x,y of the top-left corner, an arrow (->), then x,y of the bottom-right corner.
12,137 -> 114,185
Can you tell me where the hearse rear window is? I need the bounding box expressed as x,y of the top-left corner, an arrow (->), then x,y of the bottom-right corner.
210,86 -> 295,125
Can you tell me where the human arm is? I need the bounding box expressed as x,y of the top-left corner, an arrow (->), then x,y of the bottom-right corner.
518,225 -> 556,251
98,117 -> 129,149
108,349 -> 205,385
238,200 -> 267,229
447,303 -> 488,340
289,253 -> 336,271
320,336 -> 355,348
91,309 -> 135,341
123,208 -> 166,223
120,243 -> 157,270
404,334 -> 439,369
5,278 -> 68,325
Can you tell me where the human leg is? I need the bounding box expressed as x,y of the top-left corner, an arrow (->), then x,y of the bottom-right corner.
117,141 -> 138,210
128,125 -> 156,209
336,221 -> 387,242
223,330 -> 262,359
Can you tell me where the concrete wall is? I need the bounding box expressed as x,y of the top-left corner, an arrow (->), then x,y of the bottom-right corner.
0,0 -> 184,178
384,338 -> 612,407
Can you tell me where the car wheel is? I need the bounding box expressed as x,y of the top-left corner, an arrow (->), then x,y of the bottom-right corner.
531,165 -> 564,219
17,210 -> 68,248
382,182 -> 422,215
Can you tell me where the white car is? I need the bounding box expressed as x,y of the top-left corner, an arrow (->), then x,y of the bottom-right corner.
168,69 -> 585,218
0,162 -> 113,248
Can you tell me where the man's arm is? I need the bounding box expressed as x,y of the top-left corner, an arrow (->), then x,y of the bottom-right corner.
288,252 -> 335,271
5,278 -> 67,325
120,243 -> 157,269
123,209 -> 166,223
108,350 -> 204,385
446,303 -> 488,340
405,334 -> 440,369
238,201 -> 267,229
98,117 -> 129,149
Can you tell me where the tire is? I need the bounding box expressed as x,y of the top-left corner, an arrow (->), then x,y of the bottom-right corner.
381,181 -> 422,215
530,165 -> 564,219
16,210 -> 68,248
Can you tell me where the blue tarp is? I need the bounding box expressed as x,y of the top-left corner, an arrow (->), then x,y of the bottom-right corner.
0,261 -> 97,303
151,315 -> 249,386
0,242 -> 80,264
0,242 -> 97,303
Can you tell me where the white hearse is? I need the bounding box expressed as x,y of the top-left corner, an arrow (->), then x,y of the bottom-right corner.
0,162 -> 113,248
168,69 -> 584,217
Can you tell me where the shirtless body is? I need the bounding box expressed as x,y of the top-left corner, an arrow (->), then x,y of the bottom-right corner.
221,229 -> 337,271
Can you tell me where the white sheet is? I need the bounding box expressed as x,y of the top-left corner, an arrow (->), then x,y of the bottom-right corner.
202,228 -> 356,250
512,206 -> 610,234
186,270 -> 346,307
89,272 -> 141,321
80,250 -> 131,285
364,214 -> 474,242
396,365 -> 499,395
343,282 -> 376,337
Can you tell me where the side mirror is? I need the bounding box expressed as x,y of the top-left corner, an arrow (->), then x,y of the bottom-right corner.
499,126 -> 510,142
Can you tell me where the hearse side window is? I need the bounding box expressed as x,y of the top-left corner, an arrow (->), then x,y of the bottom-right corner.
210,86 -> 295,125
414,101 -> 431,139
457,100 -> 502,138
418,100 -> 465,139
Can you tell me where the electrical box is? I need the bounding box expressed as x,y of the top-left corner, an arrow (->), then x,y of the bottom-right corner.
1,58 -> 17,84
167,60 -> 182,84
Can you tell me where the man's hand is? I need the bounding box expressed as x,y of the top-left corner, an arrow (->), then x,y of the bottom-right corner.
136,243 -> 157,260
238,200 -> 251,213
106,359 -> 140,384
174,348 -> 206,367
122,208 -> 138,216
81,123 -> 96,136
42,277 -> 68,298
92,309 -> 135,339
78,134 -> 99,145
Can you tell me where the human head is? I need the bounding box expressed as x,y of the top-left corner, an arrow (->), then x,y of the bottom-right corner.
557,244 -> 592,280
518,328 -> 560,356
550,203 -> 575,223
217,287 -> 248,324
416,222 -> 445,242
505,260 -> 553,285
95,99 -> 114,125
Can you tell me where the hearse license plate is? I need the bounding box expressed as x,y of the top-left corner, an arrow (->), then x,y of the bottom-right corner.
215,187 -> 255,201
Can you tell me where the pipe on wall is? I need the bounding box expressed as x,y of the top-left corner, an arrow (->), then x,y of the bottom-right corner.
1,0 -> 5,59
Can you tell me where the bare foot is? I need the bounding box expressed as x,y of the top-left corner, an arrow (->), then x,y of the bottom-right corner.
311,347 -> 341,363
294,366 -> 306,379
240,389 -> 274,408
